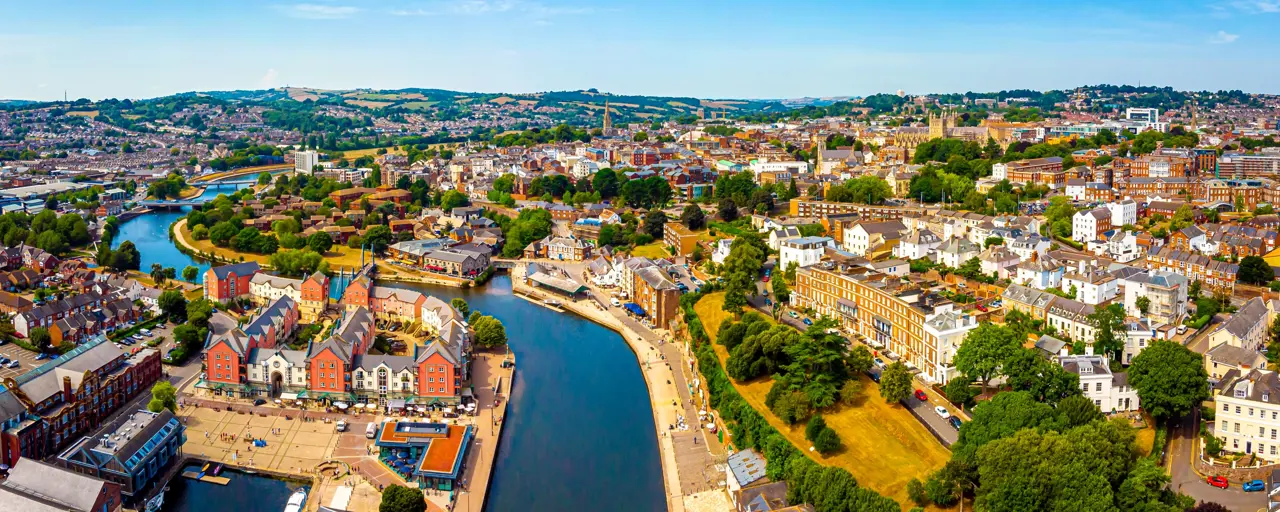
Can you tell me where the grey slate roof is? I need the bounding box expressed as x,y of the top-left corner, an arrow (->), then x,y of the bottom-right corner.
209,261 -> 261,280
1221,297 -> 1268,340
727,448 -> 767,487
0,458 -> 109,512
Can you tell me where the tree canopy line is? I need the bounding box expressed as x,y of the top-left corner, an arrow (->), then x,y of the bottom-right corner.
908,320 -> 1214,510
0,208 -> 93,258
680,290 -> 899,512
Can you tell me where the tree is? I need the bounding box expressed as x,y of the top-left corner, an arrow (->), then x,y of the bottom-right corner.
379,484 -> 426,512
954,324 -> 1021,392
150,263 -> 168,285
847,345 -> 873,375
805,414 -> 827,442
1087,303 -> 1127,360
159,290 -> 188,322
642,209 -> 667,239
973,421 -> 1136,511
1128,340 -> 1210,421
440,190 -> 469,212
257,172 -> 272,185
879,361 -> 912,404
363,225 -> 393,254
1001,348 -> 1081,405
308,232 -> 333,255
472,315 -> 508,348
209,222 -> 238,247
680,204 -> 706,230
718,199 -> 739,221
111,240 -> 141,271
182,265 -> 199,282
148,381 -> 177,413
944,377 -> 978,408
721,234 -> 766,315
1135,295 -> 1151,316
451,298 -> 470,317
770,275 -> 790,303
812,426 -> 842,455
592,169 -> 619,199
30,328 -> 51,353
1239,255 -> 1274,285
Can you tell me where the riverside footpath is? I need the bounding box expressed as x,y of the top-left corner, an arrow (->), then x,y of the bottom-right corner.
510,265 -> 730,512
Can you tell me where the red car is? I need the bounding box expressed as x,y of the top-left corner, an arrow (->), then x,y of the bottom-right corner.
976,304 -> 988,312
914,389 -> 928,401
1207,476 -> 1229,489
762,276 -> 770,283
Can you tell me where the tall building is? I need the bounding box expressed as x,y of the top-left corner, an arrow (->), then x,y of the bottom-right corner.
294,150 -> 319,174
602,100 -> 612,131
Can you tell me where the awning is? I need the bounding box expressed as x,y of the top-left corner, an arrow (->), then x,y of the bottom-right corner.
388,399 -> 406,409
280,392 -> 299,401
624,303 -> 646,316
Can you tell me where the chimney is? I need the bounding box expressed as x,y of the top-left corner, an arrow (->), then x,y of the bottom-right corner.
63,376 -> 73,402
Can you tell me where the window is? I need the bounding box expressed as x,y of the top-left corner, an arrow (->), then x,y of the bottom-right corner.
1237,406 -> 1243,414
1225,403 -> 1231,412
1263,427 -> 1268,437
1095,383 -> 1102,392
1235,423 -> 1241,433
1252,408 -> 1256,416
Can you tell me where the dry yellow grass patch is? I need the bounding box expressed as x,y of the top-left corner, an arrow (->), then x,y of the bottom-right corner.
66,110 -> 98,118
345,99 -> 393,109
339,146 -> 405,159
694,292 -> 952,510
630,242 -> 669,259
490,96 -> 516,104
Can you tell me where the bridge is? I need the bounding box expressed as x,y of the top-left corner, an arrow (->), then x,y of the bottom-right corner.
493,259 -> 520,269
202,179 -> 259,187
138,199 -> 208,208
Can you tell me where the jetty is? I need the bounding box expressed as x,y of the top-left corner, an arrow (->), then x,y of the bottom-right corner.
181,470 -> 230,485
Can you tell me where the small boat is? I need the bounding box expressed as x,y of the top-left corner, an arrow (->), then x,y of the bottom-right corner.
283,489 -> 307,512
144,489 -> 165,512
196,463 -> 211,479
212,464 -> 223,476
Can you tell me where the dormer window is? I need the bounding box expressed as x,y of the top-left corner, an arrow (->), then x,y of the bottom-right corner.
1237,389 -> 1247,399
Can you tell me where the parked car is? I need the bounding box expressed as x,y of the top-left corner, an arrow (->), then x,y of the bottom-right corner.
948,416 -> 962,430
934,406 -> 951,419
802,318 -> 812,325
789,311 -> 799,318
762,276 -> 770,283
336,420 -> 349,432
1243,479 -> 1265,492
914,389 -> 928,401
34,353 -> 47,360
1177,325 -> 1188,335
868,370 -> 881,383
975,304 -> 988,312
764,298 -> 772,306
253,399 -> 267,406
1207,476 -> 1229,489
873,358 -> 886,369
610,298 -> 621,307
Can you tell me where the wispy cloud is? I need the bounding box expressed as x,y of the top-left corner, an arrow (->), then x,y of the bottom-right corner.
261,68 -> 280,88
274,3 -> 360,19
393,0 -> 592,17
1210,30 -> 1240,43
389,8 -> 436,16
1227,1 -> 1280,13
449,0 -> 517,15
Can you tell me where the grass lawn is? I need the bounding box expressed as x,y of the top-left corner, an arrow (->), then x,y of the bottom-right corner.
339,146 -> 405,159
1134,425 -> 1157,458
631,242 -> 670,259
695,292 -> 952,510
176,219 -> 380,273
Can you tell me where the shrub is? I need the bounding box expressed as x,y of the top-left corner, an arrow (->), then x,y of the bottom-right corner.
805,415 -> 827,442
812,427 -> 842,455
907,478 -> 928,506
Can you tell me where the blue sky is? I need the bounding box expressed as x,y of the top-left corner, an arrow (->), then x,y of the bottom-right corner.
2,0 -> 1278,101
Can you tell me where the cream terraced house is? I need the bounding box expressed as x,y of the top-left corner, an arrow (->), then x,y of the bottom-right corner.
792,264 -> 978,384
1213,369 -> 1280,462
249,273 -> 304,307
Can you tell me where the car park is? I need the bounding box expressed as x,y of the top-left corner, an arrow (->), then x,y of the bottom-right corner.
934,406 -> 951,419
914,389 -> 928,401
1207,476 -> 1229,489
1243,479 -> 1265,492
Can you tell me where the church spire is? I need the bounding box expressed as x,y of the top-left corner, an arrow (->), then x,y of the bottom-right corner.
602,100 -> 612,131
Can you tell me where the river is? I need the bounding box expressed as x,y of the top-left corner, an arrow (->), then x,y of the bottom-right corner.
111,185 -> 250,284
162,464 -> 306,512
120,183 -> 666,511
389,278 -> 665,512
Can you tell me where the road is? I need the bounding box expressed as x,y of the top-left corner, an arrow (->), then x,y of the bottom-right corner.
746,281 -> 961,446
1168,412 -> 1265,511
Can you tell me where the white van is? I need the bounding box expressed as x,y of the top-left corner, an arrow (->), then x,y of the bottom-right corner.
365,422 -> 378,439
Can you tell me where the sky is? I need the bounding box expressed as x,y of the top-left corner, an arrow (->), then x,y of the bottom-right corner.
2,0 -> 1279,101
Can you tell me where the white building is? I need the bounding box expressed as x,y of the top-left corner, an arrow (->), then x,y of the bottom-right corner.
778,236 -> 834,271
1120,270 -> 1188,326
1061,353 -> 1140,412
294,150 -> 319,174
1014,255 -> 1064,290
249,273 -> 303,306
893,229 -> 942,260
1213,369 -> 1280,462
842,221 -> 906,257
246,348 -> 309,395
924,308 -> 980,384
979,246 -> 1021,280
1105,199 -> 1138,228
749,160 -> 810,176
1072,208 -> 1111,243
711,238 -> 734,265
1007,234 -> 1051,262
1060,262 -> 1118,305
1046,297 -> 1096,344
935,238 -> 979,269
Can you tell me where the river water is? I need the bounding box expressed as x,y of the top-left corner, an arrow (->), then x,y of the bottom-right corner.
162,464 -> 306,512
390,278 -> 665,512
114,188 -> 668,512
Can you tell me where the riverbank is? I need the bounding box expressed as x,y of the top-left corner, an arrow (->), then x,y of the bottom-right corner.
509,267 -> 724,512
